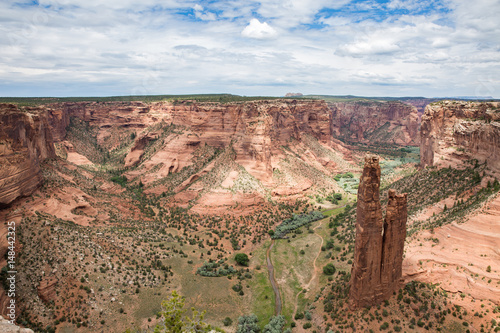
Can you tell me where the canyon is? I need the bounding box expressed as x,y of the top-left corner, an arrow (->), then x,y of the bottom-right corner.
329,101 -> 419,147
0,98 -> 420,211
0,97 -> 499,332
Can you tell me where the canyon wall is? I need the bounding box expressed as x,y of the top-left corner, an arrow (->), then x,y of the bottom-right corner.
0,104 -> 55,206
0,98 -> 422,212
349,156 -> 407,308
329,101 -> 419,146
420,101 -> 500,173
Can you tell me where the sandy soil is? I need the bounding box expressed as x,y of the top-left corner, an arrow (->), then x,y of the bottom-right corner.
404,193 -> 500,306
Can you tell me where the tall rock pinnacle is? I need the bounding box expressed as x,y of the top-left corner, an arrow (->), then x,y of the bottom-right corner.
349,156 -> 407,308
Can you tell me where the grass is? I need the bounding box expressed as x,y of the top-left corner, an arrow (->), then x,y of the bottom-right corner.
266,215 -> 335,330
248,239 -> 275,327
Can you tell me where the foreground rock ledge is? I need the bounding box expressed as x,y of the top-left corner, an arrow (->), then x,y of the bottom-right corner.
349,156 -> 408,309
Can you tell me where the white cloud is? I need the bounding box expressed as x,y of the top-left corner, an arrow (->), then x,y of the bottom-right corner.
193,4 -> 216,21
338,39 -> 400,56
241,19 -> 278,39
0,0 -> 499,98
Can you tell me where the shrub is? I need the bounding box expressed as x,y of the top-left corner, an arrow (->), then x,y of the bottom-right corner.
237,314 -> 259,333
323,263 -> 336,275
272,211 -> 324,239
110,175 -> 127,187
263,315 -> 285,333
235,253 -> 249,266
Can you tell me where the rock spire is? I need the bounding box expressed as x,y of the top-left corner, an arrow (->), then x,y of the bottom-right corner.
349,156 -> 407,308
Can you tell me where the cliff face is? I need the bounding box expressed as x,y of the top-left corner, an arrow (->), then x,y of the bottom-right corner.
350,156 -> 407,308
165,100 -> 331,184
0,104 -> 55,206
329,101 -> 419,146
0,99 -> 342,215
420,101 -> 500,173
42,99 -> 333,182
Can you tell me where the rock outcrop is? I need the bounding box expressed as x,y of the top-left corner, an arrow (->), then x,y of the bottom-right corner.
0,104 -> 56,206
420,101 -> 500,173
349,156 -> 407,308
329,101 -> 420,146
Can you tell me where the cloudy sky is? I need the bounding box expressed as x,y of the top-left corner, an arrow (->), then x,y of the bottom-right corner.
1,0 -> 499,97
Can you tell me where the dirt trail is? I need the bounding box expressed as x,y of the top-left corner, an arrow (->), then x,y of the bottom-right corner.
292,218 -> 326,320
266,240 -> 282,315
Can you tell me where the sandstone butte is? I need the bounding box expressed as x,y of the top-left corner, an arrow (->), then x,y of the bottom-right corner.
421,100 -> 500,174
0,99 -> 420,208
349,156 -> 408,309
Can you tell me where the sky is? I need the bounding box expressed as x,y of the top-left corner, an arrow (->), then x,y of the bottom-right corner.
0,0 -> 499,98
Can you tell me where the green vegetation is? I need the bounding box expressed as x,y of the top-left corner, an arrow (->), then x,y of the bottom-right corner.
334,172 -> 359,194
272,211 -> 324,239
110,175 -> 128,187
263,315 -> 286,333
387,162 -> 499,236
334,172 -> 354,181
236,314 -> 260,333
196,259 -> 237,277
0,94 -> 308,106
323,263 -> 336,275
235,253 -> 250,266
154,290 -> 224,333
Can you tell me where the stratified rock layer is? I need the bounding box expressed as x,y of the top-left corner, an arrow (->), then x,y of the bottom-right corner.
329,101 -> 419,146
420,101 -> 500,173
0,104 -> 55,206
349,156 -> 407,308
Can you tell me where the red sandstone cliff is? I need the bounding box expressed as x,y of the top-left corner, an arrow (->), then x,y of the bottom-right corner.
0,100 -> 341,213
0,104 -> 56,206
329,101 -> 419,146
420,101 -> 500,173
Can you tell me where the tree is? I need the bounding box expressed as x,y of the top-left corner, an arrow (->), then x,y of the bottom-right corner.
263,315 -> 285,333
223,317 -> 233,326
235,253 -> 249,266
323,263 -> 336,275
236,314 -> 260,333
154,290 -> 224,333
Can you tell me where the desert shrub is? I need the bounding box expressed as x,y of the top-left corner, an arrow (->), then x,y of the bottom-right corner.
272,211 -> 324,239
236,314 -> 259,333
223,317 -> 233,326
323,263 -> 336,275
197,260 -> 237,277
235,253 -> 249,266
263,315 -> 285,333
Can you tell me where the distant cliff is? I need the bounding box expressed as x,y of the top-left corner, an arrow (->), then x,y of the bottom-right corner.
420,101 -> 500,173
328,101 -> 420,147
0,104 -> 55,206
